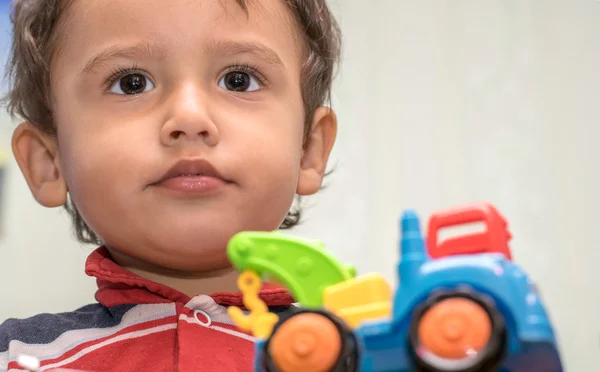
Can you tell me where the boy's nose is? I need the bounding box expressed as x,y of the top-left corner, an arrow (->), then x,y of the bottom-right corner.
160,86 -> 220,148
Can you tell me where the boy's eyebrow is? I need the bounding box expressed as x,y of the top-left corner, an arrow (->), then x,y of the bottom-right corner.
82,41 -> 168,74
205,40 -> 285,68
82,40 -> 285,74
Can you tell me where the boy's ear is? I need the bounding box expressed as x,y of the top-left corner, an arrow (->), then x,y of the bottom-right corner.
296,107 -> 337,196
12,122 -> 68,207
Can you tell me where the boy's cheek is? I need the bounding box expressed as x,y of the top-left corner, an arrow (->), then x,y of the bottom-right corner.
234,145 -> 301,187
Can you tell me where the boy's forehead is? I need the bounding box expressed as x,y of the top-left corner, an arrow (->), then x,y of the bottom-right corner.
62,0 -> 294,39
56,0 -> 301,71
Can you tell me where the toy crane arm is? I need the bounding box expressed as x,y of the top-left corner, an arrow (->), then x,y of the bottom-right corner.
228,231 -> 394,334
226,232 -> 356,308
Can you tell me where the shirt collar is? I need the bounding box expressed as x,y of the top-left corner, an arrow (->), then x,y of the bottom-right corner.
85,247 -> 294,308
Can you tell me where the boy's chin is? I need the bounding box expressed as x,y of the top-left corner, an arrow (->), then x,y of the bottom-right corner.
153,244 -> 233,273
107,239 -> 234,274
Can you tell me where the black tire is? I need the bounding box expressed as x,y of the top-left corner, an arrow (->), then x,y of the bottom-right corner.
408,287 -> 508,372
261,309 -> 359,372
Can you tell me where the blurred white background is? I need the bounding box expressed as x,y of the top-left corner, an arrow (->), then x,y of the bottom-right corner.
0,1 -> 598,370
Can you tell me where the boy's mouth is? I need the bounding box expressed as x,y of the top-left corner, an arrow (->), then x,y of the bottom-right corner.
150,158 -> 233,194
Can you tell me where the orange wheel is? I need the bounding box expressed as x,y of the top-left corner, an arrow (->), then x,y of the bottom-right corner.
418,297 -> 492,359
268,312 -> 343,372
409,290 -> 507,372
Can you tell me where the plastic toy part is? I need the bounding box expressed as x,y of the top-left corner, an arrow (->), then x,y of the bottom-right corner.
263,309 -> 359,372
269,312 -> 341,371
408,288 -> 507,372
230,202 -> 564,372
323,273 -> 392,329
427,202 -> 512,260
227,232 -> 356,308
227,270 -> 280,339
418,298 -> 492,358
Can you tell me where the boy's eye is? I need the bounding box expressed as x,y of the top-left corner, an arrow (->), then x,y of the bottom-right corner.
110,73 -> 155,95
218,71 -> 261,92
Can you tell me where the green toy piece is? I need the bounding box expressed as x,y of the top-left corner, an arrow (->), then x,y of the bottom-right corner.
227,231 -> 356,308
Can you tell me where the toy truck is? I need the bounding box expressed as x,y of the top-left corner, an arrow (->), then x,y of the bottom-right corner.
226,202 -> 563,371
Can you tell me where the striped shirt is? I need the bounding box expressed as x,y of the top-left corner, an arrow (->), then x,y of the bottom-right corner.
0,247 -> 295,371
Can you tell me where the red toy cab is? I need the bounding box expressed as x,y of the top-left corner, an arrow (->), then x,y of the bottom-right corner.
426,202 -> 513,260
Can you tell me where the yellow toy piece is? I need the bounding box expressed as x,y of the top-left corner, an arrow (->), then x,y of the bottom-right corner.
323,273 -> 392,328
227,270 -> 280,339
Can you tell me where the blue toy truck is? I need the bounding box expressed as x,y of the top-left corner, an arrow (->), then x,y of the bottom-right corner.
227,202 -> 563,371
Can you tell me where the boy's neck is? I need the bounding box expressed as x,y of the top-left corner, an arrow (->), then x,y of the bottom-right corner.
107,248 -> 240,298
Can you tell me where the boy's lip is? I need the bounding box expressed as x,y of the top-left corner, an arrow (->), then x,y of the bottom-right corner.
151,158 -> 231,186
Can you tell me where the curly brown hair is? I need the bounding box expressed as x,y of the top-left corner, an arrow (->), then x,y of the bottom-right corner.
4,0 -> 341,245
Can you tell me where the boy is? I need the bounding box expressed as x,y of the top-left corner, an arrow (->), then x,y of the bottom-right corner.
0,0 -> 341,370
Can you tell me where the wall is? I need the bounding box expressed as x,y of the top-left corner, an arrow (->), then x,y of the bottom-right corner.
0,1 -> 598,370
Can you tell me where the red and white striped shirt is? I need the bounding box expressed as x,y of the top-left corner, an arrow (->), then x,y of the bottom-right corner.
0,247 -> 295,371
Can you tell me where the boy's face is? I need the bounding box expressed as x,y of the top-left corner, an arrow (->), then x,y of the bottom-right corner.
15,0 -> 336,271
